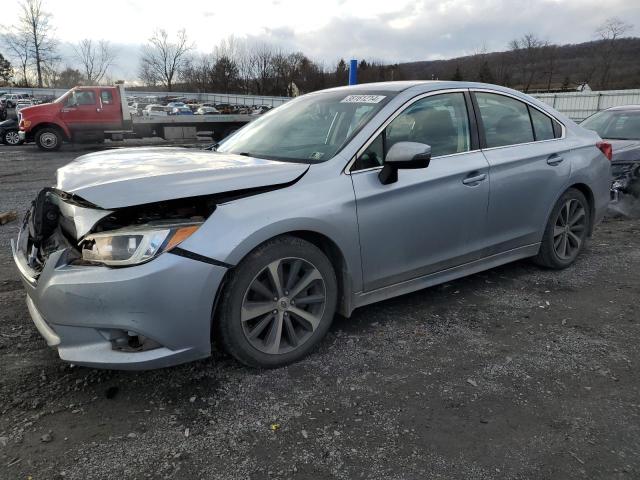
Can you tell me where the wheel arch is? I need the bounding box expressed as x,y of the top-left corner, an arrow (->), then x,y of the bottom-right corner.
567,182 -> 596,236
285,230 -> 353,317
33,122 -> 70,140
217,229 -> 355,319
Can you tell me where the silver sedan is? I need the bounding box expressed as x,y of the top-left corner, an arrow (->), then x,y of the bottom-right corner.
12,81 -> 611,369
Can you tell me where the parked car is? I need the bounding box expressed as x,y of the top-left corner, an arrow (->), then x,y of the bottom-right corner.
12,81 -> 611,370
143,105 -> 169,117
195,106 -> 220,115
0,118 -> 22,145
215,103 -> 234,114
1,93 -> 27,108
166,101 -> 186,109
15,100 -> 34,115
170,106 -> 193,115
130,102 -> 152,116
252,105 -> 272,115
581,105 -> 640,203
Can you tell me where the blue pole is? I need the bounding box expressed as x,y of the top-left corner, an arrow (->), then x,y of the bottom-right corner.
349,59 -> 358,85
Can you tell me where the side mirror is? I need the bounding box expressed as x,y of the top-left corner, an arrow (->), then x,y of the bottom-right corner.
379,141 -> 431,185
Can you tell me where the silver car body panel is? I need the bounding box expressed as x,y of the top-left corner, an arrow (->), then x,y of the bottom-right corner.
12,81 -> 612,369
57,147 -> 309,208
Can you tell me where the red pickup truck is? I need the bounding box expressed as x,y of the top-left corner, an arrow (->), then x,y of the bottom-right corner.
19,84 -> 254,151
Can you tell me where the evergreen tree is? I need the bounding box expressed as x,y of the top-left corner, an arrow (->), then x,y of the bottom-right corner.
452,65 -> 463,81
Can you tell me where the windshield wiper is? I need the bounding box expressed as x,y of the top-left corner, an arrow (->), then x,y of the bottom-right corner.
204,142 -> 219,151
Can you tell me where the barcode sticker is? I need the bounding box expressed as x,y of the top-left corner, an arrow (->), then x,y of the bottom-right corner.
340,95 -> 386,104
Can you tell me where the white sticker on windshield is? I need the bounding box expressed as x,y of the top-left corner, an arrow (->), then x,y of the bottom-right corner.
340,95 -> 386,104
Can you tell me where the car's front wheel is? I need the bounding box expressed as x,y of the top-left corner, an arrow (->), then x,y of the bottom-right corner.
35,127 -> 62,151
217,236 -> 337,368
534,188 -> 591,269
3,129 -> 23,146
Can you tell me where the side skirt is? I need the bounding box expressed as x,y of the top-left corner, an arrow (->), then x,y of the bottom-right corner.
351,243 -> 540,311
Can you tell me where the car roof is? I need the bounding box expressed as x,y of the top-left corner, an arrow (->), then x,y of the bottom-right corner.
314,80 -> 546,98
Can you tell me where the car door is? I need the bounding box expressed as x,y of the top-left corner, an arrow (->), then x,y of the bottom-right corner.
472,91 -> 571,253
60,90 -> 99,135
350,91 -> 491,292
97,89 -> 122,130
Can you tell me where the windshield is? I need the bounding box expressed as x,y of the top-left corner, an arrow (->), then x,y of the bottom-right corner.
581,110 -> 640,140
217,90 -> 394,163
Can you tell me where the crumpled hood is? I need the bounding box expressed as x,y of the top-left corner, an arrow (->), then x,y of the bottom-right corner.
56,147 -> 309,209
608,139 -> 640,163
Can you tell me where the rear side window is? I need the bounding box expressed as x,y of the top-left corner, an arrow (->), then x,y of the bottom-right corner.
475,92 -> 534,148
529,107 -> 555,141
100,90 -> 114,104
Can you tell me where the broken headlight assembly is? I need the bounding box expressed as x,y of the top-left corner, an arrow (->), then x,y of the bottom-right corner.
80,223 -> 201,267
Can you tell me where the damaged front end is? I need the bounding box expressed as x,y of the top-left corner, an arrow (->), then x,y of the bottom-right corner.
11,188 -> 224,364
13,188 -> 216,280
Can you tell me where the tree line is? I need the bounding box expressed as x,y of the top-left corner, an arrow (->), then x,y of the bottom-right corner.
0,0 -> 637,95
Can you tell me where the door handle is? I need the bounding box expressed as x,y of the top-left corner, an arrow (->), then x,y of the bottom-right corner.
96,108 -> 102,112
547,154 -> 564,166
462,173 -> 487,185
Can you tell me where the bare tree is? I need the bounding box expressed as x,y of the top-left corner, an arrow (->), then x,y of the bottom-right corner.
250,43 -> 276,94
139,29 -> 192,91
181,53 -> 213,92
16,0 -> 58,87
509,34 -> 546,92
73,39 -> 116,85
2,31 -> 31,86
541,43 -> 558,91
594,17 -> 633,89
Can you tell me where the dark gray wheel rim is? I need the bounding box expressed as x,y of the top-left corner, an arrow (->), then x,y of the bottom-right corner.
553,198 -> 586,260
5,131 -> 20,145
241,257 -> 326,355
40,132 -> 58,149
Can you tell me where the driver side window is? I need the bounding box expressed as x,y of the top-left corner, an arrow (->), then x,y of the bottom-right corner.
353,92 -> 471,171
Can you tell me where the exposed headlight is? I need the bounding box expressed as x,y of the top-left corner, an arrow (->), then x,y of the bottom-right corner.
81,223 -> 200,266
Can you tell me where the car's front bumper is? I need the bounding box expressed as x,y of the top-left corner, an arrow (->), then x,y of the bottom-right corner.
12,243 -> 227,370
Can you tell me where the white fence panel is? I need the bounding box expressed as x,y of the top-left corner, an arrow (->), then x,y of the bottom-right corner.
532,89 -> 640,122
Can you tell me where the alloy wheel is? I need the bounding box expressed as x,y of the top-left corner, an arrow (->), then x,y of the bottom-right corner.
553,198 -> 587,260
241,257 -> 326,355
5,131 -> 20,145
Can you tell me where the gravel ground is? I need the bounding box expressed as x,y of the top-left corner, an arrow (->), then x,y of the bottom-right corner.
0,143 -> 639,480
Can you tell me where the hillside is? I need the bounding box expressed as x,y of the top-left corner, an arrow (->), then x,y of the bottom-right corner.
392,38 -> 640,92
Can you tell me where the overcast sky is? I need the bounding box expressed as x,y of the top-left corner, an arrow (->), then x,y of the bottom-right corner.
3,0 -> 640,80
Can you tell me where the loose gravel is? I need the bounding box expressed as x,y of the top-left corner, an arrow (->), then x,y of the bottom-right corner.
1,143 -> 639,479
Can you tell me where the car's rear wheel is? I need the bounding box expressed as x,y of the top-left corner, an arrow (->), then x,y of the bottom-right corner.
3,130 -> 22,146
217,236 -> 337,368
534,188 -> 590,269
35,127 -> 62,151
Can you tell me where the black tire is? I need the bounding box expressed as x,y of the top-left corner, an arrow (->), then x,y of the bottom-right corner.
534,188 -> 591,269
217,236 -> 337,368
3,129 -> 23,146
35,127 -> 62,151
